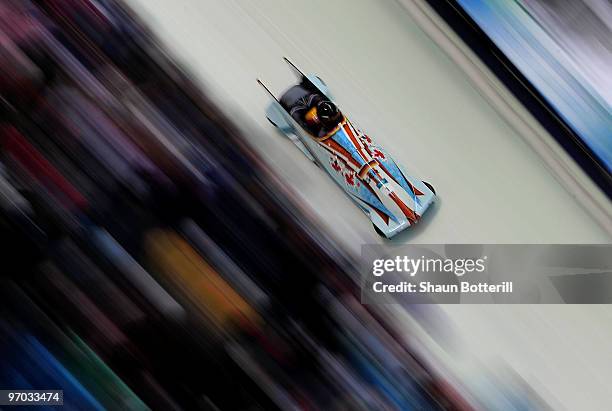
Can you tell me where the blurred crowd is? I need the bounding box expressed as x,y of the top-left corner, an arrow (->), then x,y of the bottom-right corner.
0,0 -> 537,410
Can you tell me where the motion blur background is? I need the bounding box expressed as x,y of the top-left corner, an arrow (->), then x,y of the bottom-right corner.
0,0 -> 610,410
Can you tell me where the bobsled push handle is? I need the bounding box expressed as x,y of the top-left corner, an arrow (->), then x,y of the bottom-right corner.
283,57 -> 307,79
257,78 -> 280,103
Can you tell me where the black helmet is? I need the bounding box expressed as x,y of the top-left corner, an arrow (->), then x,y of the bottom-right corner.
316,100 -> 341,127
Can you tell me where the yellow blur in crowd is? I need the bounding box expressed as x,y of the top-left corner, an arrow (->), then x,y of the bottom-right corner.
145,229 -> 260,331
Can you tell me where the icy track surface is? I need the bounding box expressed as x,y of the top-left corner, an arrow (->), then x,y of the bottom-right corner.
126,0 -> 608,250
125,1 -> 612,409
